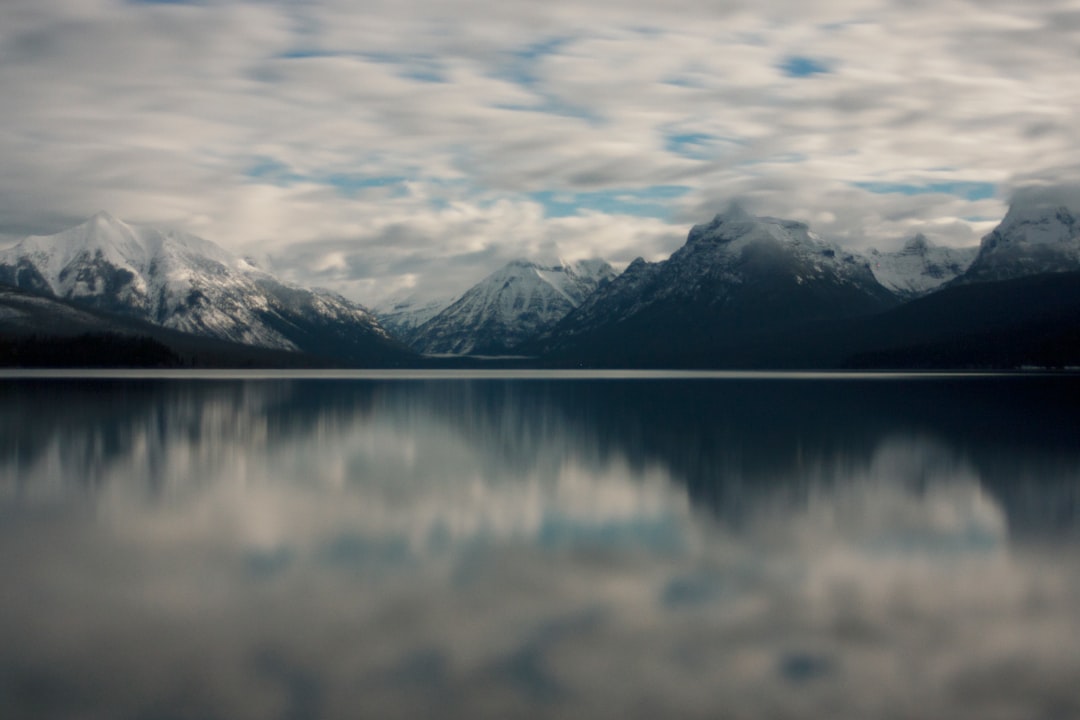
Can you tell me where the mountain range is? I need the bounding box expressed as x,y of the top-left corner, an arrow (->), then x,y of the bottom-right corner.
530,200 -> 1080,368
0,212 -> 410,366
529,204 -> 901,364
2,198 -> 1079,369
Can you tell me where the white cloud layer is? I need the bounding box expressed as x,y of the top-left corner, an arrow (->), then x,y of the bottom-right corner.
2,0 -> 1079,302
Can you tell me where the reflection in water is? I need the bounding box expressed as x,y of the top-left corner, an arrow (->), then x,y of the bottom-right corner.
1,375 -> 1080,719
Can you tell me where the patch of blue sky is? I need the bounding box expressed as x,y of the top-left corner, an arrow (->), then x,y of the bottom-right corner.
661,75 -> 706,89
665,132 -> 749,160
530,186 -> 692,219
274,49 -> 448,82
855,181 -> 996,201
491,36 -> 604,123
401,68 -> 446,83
364,52 -> 448,83
493,99 -> 601,124
505,36 -> 574,87
779,55 -> 832,77
324,174 -> 410,195
245,158 -> 304,185
665,132 -> 717,160
245,158 -> 412,197
276,49 -> 334,60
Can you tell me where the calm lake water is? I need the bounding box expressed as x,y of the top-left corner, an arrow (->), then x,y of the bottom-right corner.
2,372 -> 1079,719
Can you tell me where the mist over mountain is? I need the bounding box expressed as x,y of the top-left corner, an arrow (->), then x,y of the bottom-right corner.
957,198 -> 1080,284
531,203 -> 900,365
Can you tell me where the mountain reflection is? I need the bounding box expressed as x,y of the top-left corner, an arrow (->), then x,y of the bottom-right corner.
1,375 -> 1079,719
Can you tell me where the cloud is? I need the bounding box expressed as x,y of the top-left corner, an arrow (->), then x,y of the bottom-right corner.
4,378 -> 1080,719
1,0 -> 1078,301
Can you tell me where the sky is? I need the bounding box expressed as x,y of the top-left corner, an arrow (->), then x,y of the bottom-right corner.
2,0 -> 1079,305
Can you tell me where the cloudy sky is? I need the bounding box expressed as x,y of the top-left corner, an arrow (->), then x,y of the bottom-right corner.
2,0 -> 1079,303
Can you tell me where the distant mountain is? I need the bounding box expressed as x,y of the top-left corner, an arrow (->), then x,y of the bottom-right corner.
372,293 -> 453,341
841,271 -> 1080,369
0,212 -> 411,365
410,258 -> 616,355
958,200 -> 1080,284
533,204 -> 898,366
528,270 -> 1080,370
868,234 -> 977,298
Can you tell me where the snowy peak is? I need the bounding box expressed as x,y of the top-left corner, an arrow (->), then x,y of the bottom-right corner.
959,197 -> 1080,283
535,205 -> 900,362
6,211 -> 251,301
672,205 -> 878,292
869,235 -> 977,298
902,233 -> 930,253
0,212 -> 405,362
997,200 -> 1079,242
569,258 -> 613,278
88,210 -> 126,231
685,202 -> 812,248
409,257 -> 616,355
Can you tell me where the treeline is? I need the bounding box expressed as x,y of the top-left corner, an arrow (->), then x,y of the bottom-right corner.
0,333 -> 180,367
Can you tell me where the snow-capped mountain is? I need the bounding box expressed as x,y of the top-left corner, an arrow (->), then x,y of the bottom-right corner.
534,203 -> 899,364
410,258 -> 616,355
958,199 -> 1080,284
0,212 -> 409,363
372,293 -> 453,340
868,235 -> 977,298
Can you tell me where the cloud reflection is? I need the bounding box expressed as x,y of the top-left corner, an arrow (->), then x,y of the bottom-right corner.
1,376 -> 1079,719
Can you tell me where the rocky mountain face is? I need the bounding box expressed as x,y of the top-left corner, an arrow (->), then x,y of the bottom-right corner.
0,212 -> 410,364
533,204 -> 899,365
409,258 -> 616,355
868,235 -> 977,298
958,201 -> 1080,284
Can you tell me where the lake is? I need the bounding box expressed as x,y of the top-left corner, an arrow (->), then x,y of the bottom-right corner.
2,371 -> 1079,719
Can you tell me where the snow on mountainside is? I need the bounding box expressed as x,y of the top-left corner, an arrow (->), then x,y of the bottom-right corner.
534,203 -> 899,363
411,258 -> 616,355
373,293 -> 453,340
0,212 -> 406,362
868,235 -> 977,298
958,199 -> 1080,283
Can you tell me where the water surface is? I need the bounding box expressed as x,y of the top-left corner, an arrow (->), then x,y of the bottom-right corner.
2,373 -> 1079,719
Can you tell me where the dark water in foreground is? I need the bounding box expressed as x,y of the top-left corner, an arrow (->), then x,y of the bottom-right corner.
2,372 -> 1080,719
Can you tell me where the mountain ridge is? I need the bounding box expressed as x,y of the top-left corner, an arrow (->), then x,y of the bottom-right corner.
5,195 -> 1080,369
0,212 -> 412,365
957,201 -> 1080,284
409,257 -> 616,355
531,203 -> 900,365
